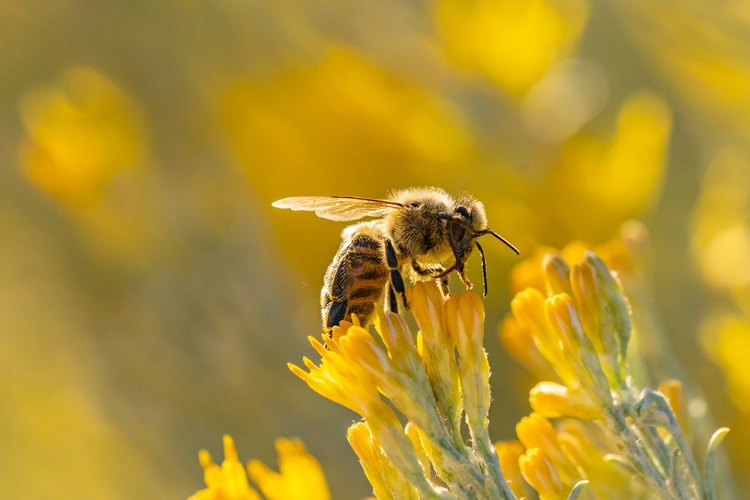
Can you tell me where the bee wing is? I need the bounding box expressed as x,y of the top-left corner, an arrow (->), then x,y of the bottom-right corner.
272,196 -> 403,221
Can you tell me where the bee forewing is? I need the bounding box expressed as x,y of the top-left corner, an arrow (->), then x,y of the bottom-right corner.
272,196 -> 402,222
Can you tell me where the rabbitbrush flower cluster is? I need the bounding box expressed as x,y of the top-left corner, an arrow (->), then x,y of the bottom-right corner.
191,247 -> 729,500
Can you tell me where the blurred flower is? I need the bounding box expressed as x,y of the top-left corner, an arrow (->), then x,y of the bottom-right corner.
620,0 -> 750,135
16,66 -> 167,268
658,379 -> 690,443
495,440 -> 532,499
520,60 -> 608,143
432,0 -> 589,97
555,419 -> 641,499
492,91 -> 672,247
519,448 -> 565,500
248,438 -> 330,500
690,141 -> 750,493
701,314 -> 750,414
546,92 -> 672,240
189,435 -> 330,500
190,435 -> 262,500
691,147 -> 750,293
221,46 -> 472,188
18,66 -> 148,208
517,413 -> 582,496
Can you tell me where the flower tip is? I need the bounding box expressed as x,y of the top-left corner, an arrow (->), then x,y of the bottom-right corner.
307,335 -> 328,355
544,293 -> 576,332
246,458 -> 267,479
347,421 -> 370,440
198,449 -> 214,469
510,287 -> 546,321
274,437 -> 307,457
223,434 -> 239,461
288,361 -> 312,382
410,279 -> 444,308
529,382 -> 604,420
519,448 -> 563,498
542,253 -> 572,295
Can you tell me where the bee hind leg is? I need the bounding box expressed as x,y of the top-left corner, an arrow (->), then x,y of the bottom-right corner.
325,299 -> 349,330
386,284 -> 399,313
384,239 -> 408,310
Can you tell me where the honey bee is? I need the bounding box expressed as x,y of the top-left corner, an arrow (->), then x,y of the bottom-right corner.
272,187 -> 519,332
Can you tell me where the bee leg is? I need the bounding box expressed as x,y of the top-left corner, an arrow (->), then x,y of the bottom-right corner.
326,299 -> 349,329
324,255 -> 351,331
412,259 -> 451,297
436,275 -> 450,297
456,268 -> 473,290
411,259 -> 445,277
384,238 -> 408,310
387,284 -> 399,313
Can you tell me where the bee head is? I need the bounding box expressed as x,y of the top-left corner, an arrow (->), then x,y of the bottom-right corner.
438,197 -> 488,271
438,195 -> 519,296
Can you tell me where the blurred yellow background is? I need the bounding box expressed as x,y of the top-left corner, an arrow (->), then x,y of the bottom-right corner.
2,0 -> 749,497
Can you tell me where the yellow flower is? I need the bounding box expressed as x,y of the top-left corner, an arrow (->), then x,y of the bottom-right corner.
511,287 -> 581,390
620,1 -> 750,132
189,435 -> 261,500
18,66 -> 147,208
248,438 -> 330,500
408,282 -> 462,439
189,436 -> 331,500
290,317 -> 443,497
700,314 -> 750,413
555,420 -> 639,499
290,282 -> 516,499
348,422 -> 421,500
505,247 -> 727,499
548,92 -> 672,242
529,382 -> 603,420
432,0 -> 589,96
518,448 -> 565,500
516,413 -> 581,489
445,291 -> 490,434
494,441 -> 530,499
498,315 -> 558,383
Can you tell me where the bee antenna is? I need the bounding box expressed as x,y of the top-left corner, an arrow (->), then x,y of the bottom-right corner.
480,229 -> 520,255
475,241 -> 488,297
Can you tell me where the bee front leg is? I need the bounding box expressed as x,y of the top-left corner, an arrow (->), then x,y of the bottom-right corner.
411,259 -> 445,277
411,259 -> 450,297
384,238 -> 408,310
456,267 -> 473,290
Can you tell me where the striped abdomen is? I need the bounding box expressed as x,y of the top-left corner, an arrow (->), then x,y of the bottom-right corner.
321,226 -> 389,331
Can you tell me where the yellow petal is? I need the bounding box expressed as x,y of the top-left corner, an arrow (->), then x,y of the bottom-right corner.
248,438 -> 330,500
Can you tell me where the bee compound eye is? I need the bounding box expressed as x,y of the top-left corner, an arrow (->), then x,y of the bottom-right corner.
455,205 -> 470,218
